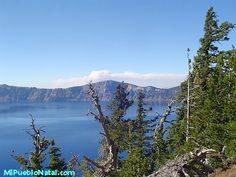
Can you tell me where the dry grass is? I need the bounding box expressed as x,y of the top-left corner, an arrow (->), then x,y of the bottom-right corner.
209,165 -> 236,177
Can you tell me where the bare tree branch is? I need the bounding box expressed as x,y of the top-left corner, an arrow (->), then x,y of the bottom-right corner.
84,82 -> 118,176
147,148 -> 216,177
154,100 -> 175,138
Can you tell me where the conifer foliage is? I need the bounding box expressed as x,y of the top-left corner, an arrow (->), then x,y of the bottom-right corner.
12,117 -> 70,177
13,7 -> 236,177
12,117 -> 50,171
168,6 -> 235,162
48,140 -> 67,171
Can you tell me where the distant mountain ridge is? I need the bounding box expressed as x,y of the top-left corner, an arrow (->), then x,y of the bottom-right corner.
0,80 -> 180,104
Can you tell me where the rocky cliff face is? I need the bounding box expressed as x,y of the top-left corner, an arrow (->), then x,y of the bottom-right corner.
0,80 -> 180,104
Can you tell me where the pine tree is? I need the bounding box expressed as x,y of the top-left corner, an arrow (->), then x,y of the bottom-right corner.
190,7 -> 234,152
118,148 -> 151,177
82,82 -> 133,176
12,117 -> 50,176
168,7 -> 235,157
48,140 -> 67,172
204,49 -> 236,155
118,91 -> 153,176
12,117 -> 68,176
225,49 -> 236,156
133,91 -> 152,156
108,82 -> 133,152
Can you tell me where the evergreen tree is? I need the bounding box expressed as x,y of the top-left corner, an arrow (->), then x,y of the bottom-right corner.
48,140 -> 67,172
108,82 -> 133,152
190,7 -> 235,152
204,49 -> 236,154
168,7 -> 235,158
118,91 -> 153,176
13,117 -> 69,176
118,148 -> 151,177
225,49 -> 236,156
82,82 -> 133,176
12,118 -> 50,176
134,91 -> 152,155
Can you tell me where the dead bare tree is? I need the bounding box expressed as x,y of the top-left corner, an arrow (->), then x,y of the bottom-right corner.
27,115 -> 49,163
147,148 -> 217,177
67,154 -> 79,177
186,48 -> 191,143
154,99 -> 175,139
83,82 -> 118,177
150,99 -> 176,167
12,115 -> 50,170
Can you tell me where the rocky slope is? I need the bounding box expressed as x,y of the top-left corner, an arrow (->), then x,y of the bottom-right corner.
0,80 -> 180,104
208,165 -> 236,177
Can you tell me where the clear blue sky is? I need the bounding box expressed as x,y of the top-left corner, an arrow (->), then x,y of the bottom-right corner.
0,0 -> 235,88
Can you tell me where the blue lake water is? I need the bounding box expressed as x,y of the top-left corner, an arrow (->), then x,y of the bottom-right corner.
0,102 -> 172,174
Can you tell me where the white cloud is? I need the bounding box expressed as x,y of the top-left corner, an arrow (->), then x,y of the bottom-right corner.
50,70 -> 187,88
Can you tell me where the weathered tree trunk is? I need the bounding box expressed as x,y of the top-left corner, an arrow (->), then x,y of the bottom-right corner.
186,48 -> 191,143
83,82 -> 118,176
154,100 -> 175,139
147,148 -> 216,177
